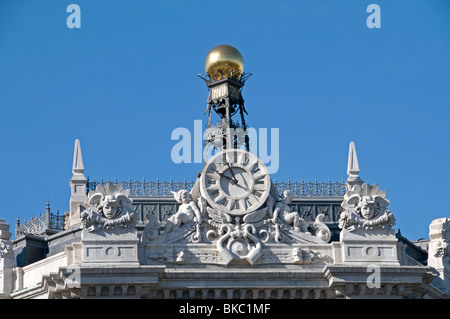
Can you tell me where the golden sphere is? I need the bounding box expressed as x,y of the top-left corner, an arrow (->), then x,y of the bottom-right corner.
204,44 -> 244,81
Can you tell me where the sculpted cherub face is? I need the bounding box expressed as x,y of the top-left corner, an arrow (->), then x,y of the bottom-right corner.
357,197 -> 376,220
282,190 -> 293,204
100,195 -> 121,219
180,190 -> 192,204
360,203 -> 375,219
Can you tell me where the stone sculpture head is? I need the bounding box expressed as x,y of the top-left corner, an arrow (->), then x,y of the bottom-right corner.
99,195 -> 121,219
87,182 -> 133,220
355,196 -> 377,220
172,189 -> 192,204
339,183 -> 395,231
281,190 -> 293,204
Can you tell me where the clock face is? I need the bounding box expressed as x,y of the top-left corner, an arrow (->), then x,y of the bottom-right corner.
200,149 -> 271,216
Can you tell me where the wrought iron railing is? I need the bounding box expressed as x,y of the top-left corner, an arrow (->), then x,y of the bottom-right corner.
86,178 -> 346,197
273,178 -> 346,197
14,179 -> 345,238
15,202 -> 65,237
87,178 -> 195,197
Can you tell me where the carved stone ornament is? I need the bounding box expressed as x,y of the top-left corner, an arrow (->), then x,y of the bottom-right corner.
142,148 -> 332,266
0,219 -> 12,259
80,182 -> 137,232
434,240 -> 449,259
0,242 -> 11,258
338,183 -> 395,231
429,218 -> 450,265
143,187 -> 332,266
164,190 -> 203,234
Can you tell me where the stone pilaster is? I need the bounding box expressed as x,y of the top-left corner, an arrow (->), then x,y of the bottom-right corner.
428,218 -> 450,293
80,183 -> 139,266
339,142 -> 399,266
81,228 -> 140,266
339,228 -> 400,265
0,219 -> 16,298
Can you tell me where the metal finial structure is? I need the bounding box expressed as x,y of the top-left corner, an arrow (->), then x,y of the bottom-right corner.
200,45 -> 252,158
15,201 -> 65,237
86,178 -> 346,197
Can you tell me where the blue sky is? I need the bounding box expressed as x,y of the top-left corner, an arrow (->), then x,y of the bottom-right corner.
0,0 -> 449,241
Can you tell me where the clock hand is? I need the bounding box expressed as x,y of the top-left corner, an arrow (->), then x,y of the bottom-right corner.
240,175 -> 249,189
218,171 -> 237,184
223,161 -> 239,184
233,181 -> 247,191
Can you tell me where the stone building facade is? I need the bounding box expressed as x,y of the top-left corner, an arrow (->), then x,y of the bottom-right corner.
2,46 -> 449,300
2,139 -> 448,299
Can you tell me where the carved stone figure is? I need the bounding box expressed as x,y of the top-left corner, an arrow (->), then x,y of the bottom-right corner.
0,219 -> 12,258
0,219 -> 15,296
339,183 -> 395,231
429,218 -> 450,264
142,178 -> 333,267
80,183 -> 137,231
164,190 -> 203,234
434,240 -> 449,259
0,242 -> 10,258
271,190 -> 308,232
427,218 -> 450,291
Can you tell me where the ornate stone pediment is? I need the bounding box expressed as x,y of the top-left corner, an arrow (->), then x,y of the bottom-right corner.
143,188 -> 332,267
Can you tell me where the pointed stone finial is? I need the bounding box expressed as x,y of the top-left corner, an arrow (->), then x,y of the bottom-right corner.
347,141 -> 359,176
346,141 -> 363,188
72,139 -> 84,175
69,139 -> 88,228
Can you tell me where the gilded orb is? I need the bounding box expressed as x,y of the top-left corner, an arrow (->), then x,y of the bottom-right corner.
204,45 -> 244,81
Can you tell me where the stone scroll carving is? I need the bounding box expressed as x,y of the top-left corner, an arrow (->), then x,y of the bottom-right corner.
80,182 -> 137,232
338,183 -> 395,231
206,207 -> 265,265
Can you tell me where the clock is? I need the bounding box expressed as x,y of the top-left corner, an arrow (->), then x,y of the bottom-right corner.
200,149 -> 271,216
